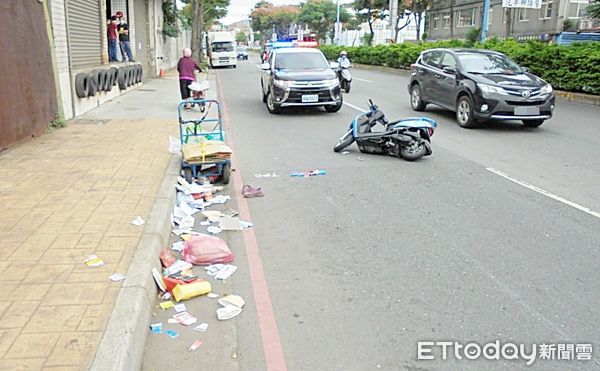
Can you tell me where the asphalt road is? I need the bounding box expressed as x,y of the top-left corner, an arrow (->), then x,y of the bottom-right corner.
144,57 -> 600,370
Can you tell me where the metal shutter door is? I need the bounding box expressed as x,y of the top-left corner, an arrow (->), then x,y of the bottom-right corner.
66,0 -> 102,69
134,0 -> 150,78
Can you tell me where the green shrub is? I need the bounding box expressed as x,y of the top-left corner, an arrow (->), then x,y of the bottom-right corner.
319,39 -> 600,94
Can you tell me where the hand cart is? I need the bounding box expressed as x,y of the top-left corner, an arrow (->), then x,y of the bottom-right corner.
178,99 -> 231,184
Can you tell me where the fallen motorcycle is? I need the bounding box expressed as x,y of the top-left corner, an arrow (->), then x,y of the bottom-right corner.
333,99 -> 437,161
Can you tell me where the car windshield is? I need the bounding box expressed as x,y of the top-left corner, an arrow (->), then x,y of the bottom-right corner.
457,53 -> 523,75
275,52 -> 329,70
212,42 -> 234,52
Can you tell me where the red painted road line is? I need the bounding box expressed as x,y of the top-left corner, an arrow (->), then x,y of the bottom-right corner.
215,70 -> 288,371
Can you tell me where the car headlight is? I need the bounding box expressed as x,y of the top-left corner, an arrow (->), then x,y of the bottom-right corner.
273,79 -> 293,89
323,79 -> 339,86
477,83 -> 508,95
541,84 -> 553,94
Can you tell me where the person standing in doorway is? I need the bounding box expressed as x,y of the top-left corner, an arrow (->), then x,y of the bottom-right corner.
107,16 -> 118,62
117,14 -> 134,62
177,48 -> 202,109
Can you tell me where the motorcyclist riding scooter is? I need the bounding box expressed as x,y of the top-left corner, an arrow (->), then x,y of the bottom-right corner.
336,51 -> 352,93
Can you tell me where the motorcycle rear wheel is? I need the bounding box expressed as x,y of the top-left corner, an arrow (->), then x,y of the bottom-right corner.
400,141 -> 428,161
333,131 -> 354,152
344,81 -> 351,93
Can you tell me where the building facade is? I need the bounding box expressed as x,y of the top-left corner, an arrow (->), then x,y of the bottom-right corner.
427,0 -> 592,40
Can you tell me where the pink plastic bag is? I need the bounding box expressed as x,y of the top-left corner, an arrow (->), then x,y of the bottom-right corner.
182,234 -> 234,265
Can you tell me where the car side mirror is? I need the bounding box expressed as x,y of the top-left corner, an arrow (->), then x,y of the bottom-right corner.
259,63 -> 270,70
442,66 -> 456,75
522,66 -> 530,72
329,61 -> 340,69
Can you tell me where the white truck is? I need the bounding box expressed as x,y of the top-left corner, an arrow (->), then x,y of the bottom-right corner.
207,31 -> 237,68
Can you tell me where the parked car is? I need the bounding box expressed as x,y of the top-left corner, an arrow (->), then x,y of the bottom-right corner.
408,48 -> 555,128
260,47 -> 342,114
237,46 -> 248,60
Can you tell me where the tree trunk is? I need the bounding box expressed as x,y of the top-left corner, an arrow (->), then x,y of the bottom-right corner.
191,0 -> 204,63
368,10 -> 375,45
415,12 -> 422,41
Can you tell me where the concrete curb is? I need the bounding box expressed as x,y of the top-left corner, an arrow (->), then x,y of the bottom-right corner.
554,90 -> 600,106
89,153 -> 181,371
353,64 -> 600,106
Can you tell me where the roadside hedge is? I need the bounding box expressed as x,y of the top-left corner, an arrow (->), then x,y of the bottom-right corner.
320,39 -> 600,95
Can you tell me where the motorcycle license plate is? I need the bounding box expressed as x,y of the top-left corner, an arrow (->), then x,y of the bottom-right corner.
514,106 -> 539,116
301,94 -> 319,103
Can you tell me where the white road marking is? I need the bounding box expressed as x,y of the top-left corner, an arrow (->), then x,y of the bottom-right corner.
487,167 -> 600,219
343,102 -> 366,112
353,77 -> 373,83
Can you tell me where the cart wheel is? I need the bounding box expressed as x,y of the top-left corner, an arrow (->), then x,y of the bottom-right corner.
220,163 -> 231,185
183,168 -> 193,184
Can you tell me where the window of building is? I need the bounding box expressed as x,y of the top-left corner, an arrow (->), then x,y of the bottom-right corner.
568,0 -> 589,18
443,12 -> 451,28
517,8 -> 529,22
433,15 -> 440,29
539,1 -> 553,19
456,8 -> 476,27
488,7 -> 493,25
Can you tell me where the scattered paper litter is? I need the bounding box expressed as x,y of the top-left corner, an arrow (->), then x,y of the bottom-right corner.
207,293 -> 219,299
254,173 -> 279,178
341,151 -> 350,155
173,312 -> 197,326
202,211 -> 223,223
193,323 -> 209,332
217,305 -> 242,320
164,260 -> 193,276
218,295 -> 245,309
108,273 -> 126,282
188,339 -> 203,351
210,195 -> 230,204
200,220 -> 211,226
152,268 -> 167,292
161,292 -> 172,300
167,318 -> 179,324
172,241 -> 185,252
165,330 -> 179,339
178,215 -> 195,230
219,216 -> 241,231
84,255 -> 104,267
131,216 -> 146,226
207,226 -> 222,234
174,303 -> 187,313
215,265 -> 238,280
159,301 -> 174,310
290,169 -> 327,177
150,323 -> 163,334
240,220 -> 254,229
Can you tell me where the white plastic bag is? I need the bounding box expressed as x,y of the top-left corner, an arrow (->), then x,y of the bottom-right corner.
169,135 -> 181,154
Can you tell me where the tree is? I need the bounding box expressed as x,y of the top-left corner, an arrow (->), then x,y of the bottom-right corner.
353,0 -> 388,45
236,31 -> 247,43
181,0 -> 230,61
250,2 -> 299,43
297,0 -> 350,43
586,0 -> 600,19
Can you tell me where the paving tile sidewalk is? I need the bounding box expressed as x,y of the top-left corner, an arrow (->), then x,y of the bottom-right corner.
0,73 -> 184,370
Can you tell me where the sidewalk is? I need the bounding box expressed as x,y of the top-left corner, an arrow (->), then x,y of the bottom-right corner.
0,72 -> 183,370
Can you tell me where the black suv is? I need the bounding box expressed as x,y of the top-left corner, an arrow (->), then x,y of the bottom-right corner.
260,47 -> 342,114
408,48 -> 555,128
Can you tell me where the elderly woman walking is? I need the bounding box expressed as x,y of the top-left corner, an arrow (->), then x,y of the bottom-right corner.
177,48 -> 202,107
